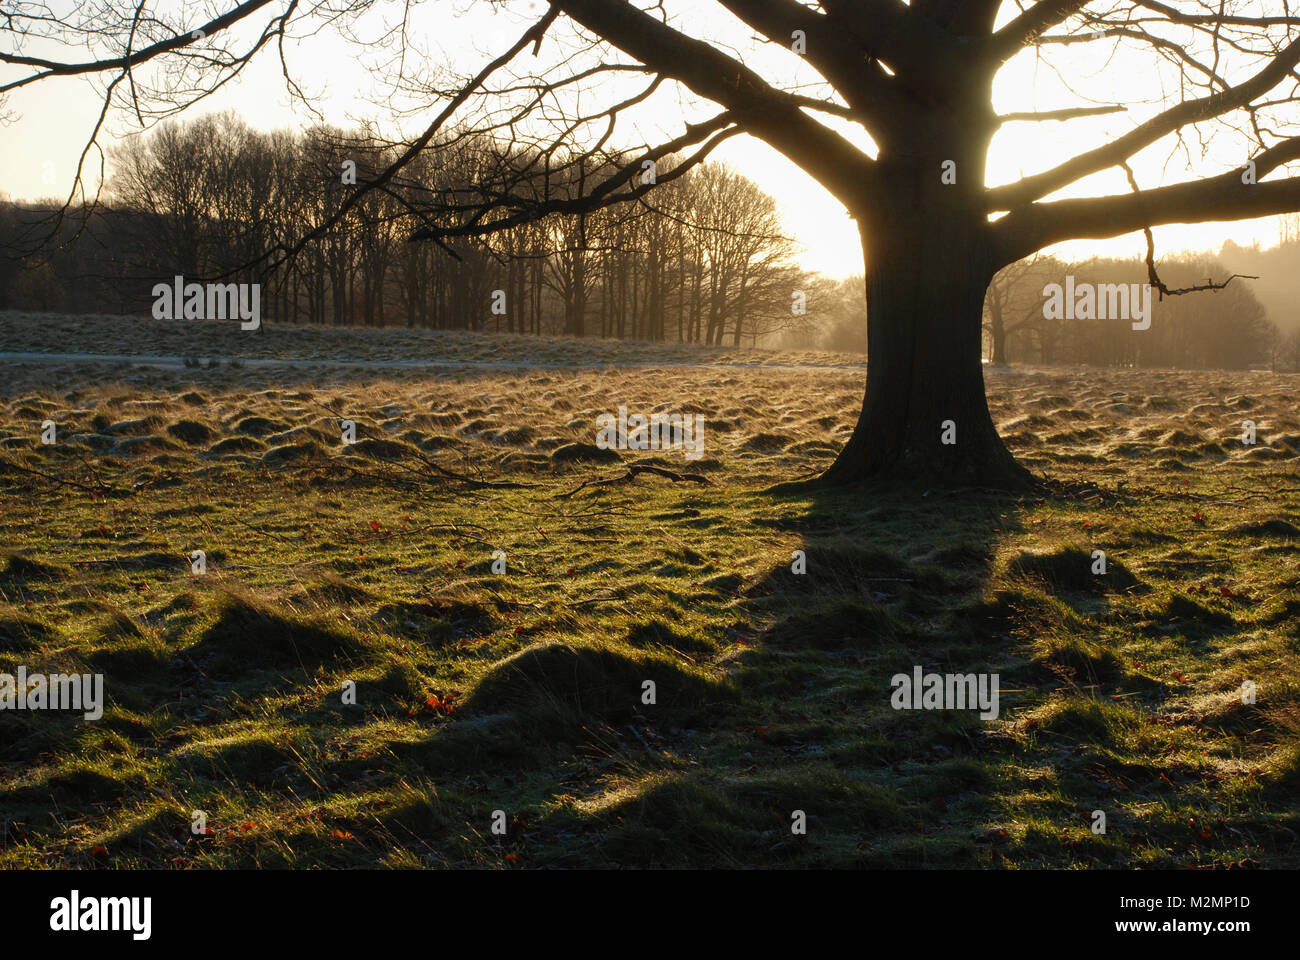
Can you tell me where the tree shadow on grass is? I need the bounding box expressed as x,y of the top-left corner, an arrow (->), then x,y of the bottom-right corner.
719,480 -> 1126,867
534,481 -> 1041,867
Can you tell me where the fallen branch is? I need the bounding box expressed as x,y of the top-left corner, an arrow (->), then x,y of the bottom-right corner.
332,458 -> 533,492
557,463 -> 712,499
419,456 -> 538,490
625,724 -> 660,755
0,451 -> 119,495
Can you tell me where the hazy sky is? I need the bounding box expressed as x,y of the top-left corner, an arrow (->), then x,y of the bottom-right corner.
1,0 -> 1293,278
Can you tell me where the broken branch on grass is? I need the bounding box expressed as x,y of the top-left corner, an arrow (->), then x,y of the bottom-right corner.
558,463 -> 712,499
625,724 -> 660,755
0,452 -> 118,495
333,457 -> 534,491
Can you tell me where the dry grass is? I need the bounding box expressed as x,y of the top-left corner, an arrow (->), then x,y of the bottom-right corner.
1,317 -> 1298,868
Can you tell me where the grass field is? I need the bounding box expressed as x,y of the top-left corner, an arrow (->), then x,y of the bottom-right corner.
1,316 -> 1298,868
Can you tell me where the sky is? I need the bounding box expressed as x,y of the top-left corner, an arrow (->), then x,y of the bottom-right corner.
1,0 -> 1294,279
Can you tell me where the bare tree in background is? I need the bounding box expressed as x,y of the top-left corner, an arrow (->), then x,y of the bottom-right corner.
8,0 -> 1300,487
1281,211 -> 1300,243
983,255 -> 1055,367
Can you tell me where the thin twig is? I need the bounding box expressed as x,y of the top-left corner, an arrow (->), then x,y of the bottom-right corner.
0,452 -> 118,495
558,463 -> 712,499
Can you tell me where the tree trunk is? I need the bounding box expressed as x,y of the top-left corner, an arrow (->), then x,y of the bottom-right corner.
989,320 -> 1008,367
820,202 -> 1029,490
986,282 -> 1009,366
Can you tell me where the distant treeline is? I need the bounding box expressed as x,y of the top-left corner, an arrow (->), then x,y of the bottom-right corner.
1,110 -> 1298,369
979,253 -> 1296,370
0,112 -> 821,346
1216,229 -> 1300,337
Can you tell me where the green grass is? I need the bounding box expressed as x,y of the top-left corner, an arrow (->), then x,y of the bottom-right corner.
0,362 -> 1298,868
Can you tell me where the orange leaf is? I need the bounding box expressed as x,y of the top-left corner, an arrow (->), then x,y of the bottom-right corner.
91,845 -> 108,857
424,693 -> 456,716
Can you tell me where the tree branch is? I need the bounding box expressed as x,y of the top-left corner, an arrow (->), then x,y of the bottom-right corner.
716,0 -> 901,128
989,33 -> 1300,212
256,7 -> 560,273
409,115 -> 743,242
0,0 -> 282,94
997,104 -> 1127,124
989,0 -> 1090,63
1120,161 -> 1259,300
549,0 -> 874,208
995,138 -> 1300,264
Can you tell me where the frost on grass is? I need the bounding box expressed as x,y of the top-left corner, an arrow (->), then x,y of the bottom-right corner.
2,336 -> 1299,867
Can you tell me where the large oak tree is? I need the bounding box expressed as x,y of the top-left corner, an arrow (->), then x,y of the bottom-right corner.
7,0 -> 1300,487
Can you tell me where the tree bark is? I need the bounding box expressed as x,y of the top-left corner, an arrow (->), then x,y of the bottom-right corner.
985,280 -> 1009,366
989,319 -> 1008,367
820,171 -> 1030,489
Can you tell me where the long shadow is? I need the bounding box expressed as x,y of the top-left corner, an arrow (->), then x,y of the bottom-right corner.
570,480 -> 1038,867
368,479 -> 1042,867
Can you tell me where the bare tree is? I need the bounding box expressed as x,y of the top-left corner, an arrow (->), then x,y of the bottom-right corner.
9,1 -> 1300,487
983,255 -> 1059,366
1281,211 -> 1300,244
